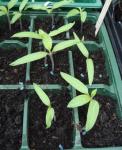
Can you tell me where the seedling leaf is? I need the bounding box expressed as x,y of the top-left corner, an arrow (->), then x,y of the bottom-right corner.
80,11 -> 87,23
33,83 -> 51,106
91,89 -> 97,98
11,12 -> 21,24
8,0 -> 17,10
46,107 -> 54,128
67,94 -> 90,108
19,0 -> 28,12
52,0 -> 73,9
85,100 -> 99,132
66,8 -> 79,18
0,11 -> 6,16
0,6 -> 7,14
86,58 -> 94,85
60,72 -> 88,94
10,52 -> 47,66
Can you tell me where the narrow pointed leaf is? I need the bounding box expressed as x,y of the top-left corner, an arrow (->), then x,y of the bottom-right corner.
8,0 -> 17,10
60,72 -> 88,94
80,11 -> 87,23
66,8 -> 79,18
52,0 -> 73,9
46,107 -> 54,128
73,32 -> 89,58
33,83 -> 51,106
49,22 -> 75,37
91,89 -> 97,98
11,12 -> 21,24
19,0 -> 28,12
10,51 -> 47,66
86,58 -> 94,85
0,6 -> 7,14
12,32 -> 41,39
67,94 -> 90,108
0,11 -> 6,16
52,39 -> 77,53
85,100 -> 99,132
25,4 -> 47,10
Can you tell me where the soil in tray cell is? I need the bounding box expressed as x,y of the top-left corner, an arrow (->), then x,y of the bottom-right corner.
70,20 -> 98,42
114,2 -> 122,22
30,46 -> 69,84
28,90 -> 73,150
0,48 -> 26,84
0,90 -> 25,150
73,48 -> 109,84
34,16 -> 66,40
79,95 -> 122,147
0,17 -> 30,41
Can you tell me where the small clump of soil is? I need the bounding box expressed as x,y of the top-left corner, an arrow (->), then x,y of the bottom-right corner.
70,20 -> 98,42
0,90 -> 25,150
79,95 -> 122,147
73,48 -> 109,84
28,90 -> 73,150
34,16 -> 66,40
0,17 -> 30,41
0,48 -> 27,84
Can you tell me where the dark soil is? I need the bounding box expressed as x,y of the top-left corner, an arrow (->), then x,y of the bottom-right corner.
70,20 -> 98,42
114,2 -> 122,22
30,44 -> 69,84
79,95 -> 122,147
28,90 -> 73,150
0,17 -> 30,41
73,48 -> 109,84
34,16 -> 66,40
0,90 -> 25,150
0,48 -> 26,84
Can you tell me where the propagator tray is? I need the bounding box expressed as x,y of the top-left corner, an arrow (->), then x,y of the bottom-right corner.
0,12 -> 122,150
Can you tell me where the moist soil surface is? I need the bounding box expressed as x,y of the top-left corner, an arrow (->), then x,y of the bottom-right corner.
0,90 -> 25,150
0,48 -> 26,84
0,17 -> 30,41
69,20 -> 98,42
79,95 -> 122,147
114,2 -> 122,22
28,90 -> 73,150
34,16 -> 66,40
30,43 -> 69,84
73,48 -> 109,84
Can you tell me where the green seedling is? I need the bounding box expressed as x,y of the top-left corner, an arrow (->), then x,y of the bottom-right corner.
10,23 -> 78,75
0,0 -> 17,31
11,0 -> 28,30
73,32 -> 94,85
26,0 -> 73,29
33,83 -> 55,128
66,7 -> 87,33
60,72 -> 99,132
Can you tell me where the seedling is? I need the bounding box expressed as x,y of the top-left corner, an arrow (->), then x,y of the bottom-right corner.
10,23 -> 77,75
73,32 -> 94,85
26,0 -> 73,29
0,0 -> 17,31
60,72 -> 100,132
11,0 -> 28,30
66,7 -> 87,33
33,83 -> 55,128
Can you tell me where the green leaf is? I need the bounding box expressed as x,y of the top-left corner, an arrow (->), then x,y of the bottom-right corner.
67,94 -> 90,108
33,83 -> 51,106
39,29 -> 52,51
46,107 -> 55,128
0,6 -> 7,14
19,0 -> 28,12
86,58 -> 94,85
60,72 -> 88,94
10,12 -> 21,24
52,0 -> 73,10
66,8 -> 79,18
52,39 -> 77,53
12,31 -> 42,39
0,11 -> 6,16
25,4 -> 47,10
85,100 -> 99,132
10,51 -> 47,66
73,32 -> 89,58
80,11 -> 87,23
91,89 -> 97,98
49,22 -> 75,37
8,0 -> 17,10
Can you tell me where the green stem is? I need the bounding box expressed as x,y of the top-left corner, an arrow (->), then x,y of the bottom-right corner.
51,14 -> 55,29
49,53 -> 55,75
20,17 -> 23,31
7,13 -> 11,31
80,22 -> 83,34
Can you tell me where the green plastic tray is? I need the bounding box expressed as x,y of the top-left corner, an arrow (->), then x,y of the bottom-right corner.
0,0 -> 102,8
0,12 -> 122,150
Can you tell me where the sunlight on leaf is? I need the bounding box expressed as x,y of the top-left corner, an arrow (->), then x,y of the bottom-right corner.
46,107 -> 55,128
